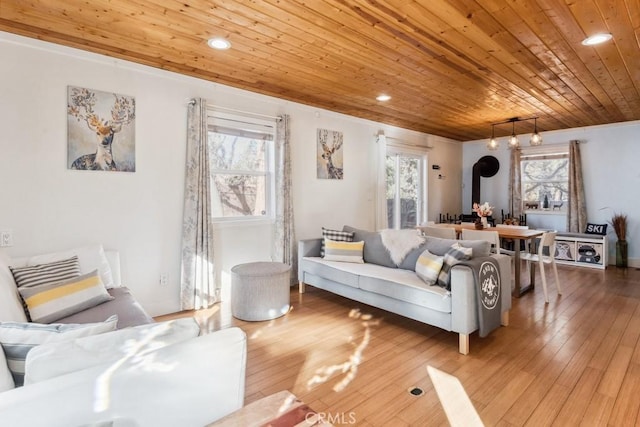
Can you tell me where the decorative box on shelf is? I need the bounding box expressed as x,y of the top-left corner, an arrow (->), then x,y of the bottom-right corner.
554,232 -> 608,269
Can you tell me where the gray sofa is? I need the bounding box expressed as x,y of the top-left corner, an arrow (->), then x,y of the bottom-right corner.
298,228 -> 512,354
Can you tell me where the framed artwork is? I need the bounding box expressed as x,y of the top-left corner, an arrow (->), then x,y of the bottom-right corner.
316,128 -> 343,179
67,86 -> 136,172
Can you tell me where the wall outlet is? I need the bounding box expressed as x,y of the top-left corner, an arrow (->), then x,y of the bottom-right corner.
0,230 -> 13,247
159,273 -> 168,286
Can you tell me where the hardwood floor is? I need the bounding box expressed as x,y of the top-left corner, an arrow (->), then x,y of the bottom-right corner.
156,265 -> 640,426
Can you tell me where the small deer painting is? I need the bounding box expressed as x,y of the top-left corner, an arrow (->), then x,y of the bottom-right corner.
67,86 -> 136,172
317,128 -> 344,180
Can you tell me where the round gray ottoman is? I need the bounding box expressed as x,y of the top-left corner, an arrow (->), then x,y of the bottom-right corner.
231,262 -> 291,321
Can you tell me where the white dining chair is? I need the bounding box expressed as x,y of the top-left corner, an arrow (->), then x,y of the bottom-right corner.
460,229 -> 502,254
495,224 -> 530,255
520,231 -> 561,303
420,226 -> 456,239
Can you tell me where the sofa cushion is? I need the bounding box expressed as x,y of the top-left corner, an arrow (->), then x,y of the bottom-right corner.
0,250 -> 27,323
54,287 -> 154,329
300,257 -> 360,288
357,266 -> 451,313
18,270 -> 113,324
324,239 -> 364,263
415,249 -> 444,284
321,228 -> 354,257
24,318 -> 200,385
437,244 -> 473,290
0,315 -> 118,386
343,226 -> 396,268
9,256 -> 81,289
14,244 -> 115,289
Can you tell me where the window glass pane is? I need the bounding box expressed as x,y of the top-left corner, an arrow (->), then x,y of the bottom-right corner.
385,153 -> 422,229
209,132 -> 267,172
399,157 -> 419,228
211,174 -> 267,217
521,157 -> 569,207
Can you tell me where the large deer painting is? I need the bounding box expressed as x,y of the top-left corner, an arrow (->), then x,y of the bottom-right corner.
317,128 -> 344,179
67,86 -> 136,172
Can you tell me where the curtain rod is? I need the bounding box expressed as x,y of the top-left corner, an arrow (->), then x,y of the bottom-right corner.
187,98 -> 281,121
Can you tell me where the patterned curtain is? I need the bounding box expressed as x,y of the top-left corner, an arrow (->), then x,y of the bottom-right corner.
375,134 -> 388,230
273,114 -> 297,284
180,98 -> 216,310
508,148 -> 523,218
567,140 -> 587,232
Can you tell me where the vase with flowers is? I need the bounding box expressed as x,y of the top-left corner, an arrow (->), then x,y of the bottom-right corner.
472,202 -> 494,228
609,212 -> 628,268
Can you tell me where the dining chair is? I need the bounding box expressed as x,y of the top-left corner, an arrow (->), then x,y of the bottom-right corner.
520,231 -> 561,303
496,224 -> 530,254
461,229 -> 502,254
421,226 -> 457,239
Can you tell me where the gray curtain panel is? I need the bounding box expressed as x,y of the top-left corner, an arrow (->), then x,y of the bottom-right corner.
567,140 -> 587,233
180,98 -> 217,310
273,114 -> 297,284
509,148 -> 522,218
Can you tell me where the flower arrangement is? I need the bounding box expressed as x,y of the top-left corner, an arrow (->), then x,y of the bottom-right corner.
473,202 -> 494,218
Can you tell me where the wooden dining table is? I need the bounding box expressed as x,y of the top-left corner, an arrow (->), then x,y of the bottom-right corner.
422,223 -> 544,297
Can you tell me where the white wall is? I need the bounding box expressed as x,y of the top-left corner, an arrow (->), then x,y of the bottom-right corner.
0,32 -> 462,316
462,121 -> 640,267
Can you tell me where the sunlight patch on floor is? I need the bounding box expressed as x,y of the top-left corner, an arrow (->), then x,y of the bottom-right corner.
427,365 -> 484,427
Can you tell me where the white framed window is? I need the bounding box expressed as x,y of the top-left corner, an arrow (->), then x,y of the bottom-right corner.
385,145 -> 428,229
520,146 -> 569,212
208,112 -> 275,221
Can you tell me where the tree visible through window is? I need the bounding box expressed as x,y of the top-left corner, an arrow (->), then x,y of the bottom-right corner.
521,151 -> 569,210
208,115 -> 274,220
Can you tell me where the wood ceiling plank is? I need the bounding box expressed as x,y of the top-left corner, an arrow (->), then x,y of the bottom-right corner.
344,0 -> 585,132
566,0 -> 639,117
0,0 -> 638,140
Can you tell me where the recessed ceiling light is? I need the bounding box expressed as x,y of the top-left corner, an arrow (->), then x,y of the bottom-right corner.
581,33 -> 613,46
376,94 -> 391,102
207,37 -> 231,50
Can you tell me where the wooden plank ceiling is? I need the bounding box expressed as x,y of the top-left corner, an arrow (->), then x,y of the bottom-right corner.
1,0 -> 639,141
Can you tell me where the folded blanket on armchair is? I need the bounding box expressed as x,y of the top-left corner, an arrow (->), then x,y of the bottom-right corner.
455,257 -> 502,337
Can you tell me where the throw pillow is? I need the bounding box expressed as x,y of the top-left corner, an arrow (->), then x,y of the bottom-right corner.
9,255 -> 81,289
415,249 -> 444,284
323,239 -> 365,263
436,244 -> 473,290
0,315 -> 118,386
16,244 -> 115,289
18,270 -> 114,324
24,318 -> 200,385
321,227 -> 354,257
585,223 -> 608,235
342,225 -> 396,268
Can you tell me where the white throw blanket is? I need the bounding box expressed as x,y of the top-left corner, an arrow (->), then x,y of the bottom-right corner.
379,229 -> 425,265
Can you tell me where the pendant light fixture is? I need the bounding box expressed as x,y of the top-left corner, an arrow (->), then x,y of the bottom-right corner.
530,117 -> 542,146
507,120 -> 520,149
487,116 -> 541,150
487,124 -> 499,150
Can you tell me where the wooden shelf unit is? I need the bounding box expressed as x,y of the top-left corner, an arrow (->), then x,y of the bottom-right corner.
554,233 -> 608,269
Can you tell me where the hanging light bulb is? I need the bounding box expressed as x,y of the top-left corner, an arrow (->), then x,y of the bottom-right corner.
530,117 -> 542,146
508,120 -> 519,149
487,124 -> 499,150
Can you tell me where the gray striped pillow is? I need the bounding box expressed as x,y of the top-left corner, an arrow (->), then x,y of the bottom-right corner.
0,315 -> 118,386
9,256 -> 81,288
